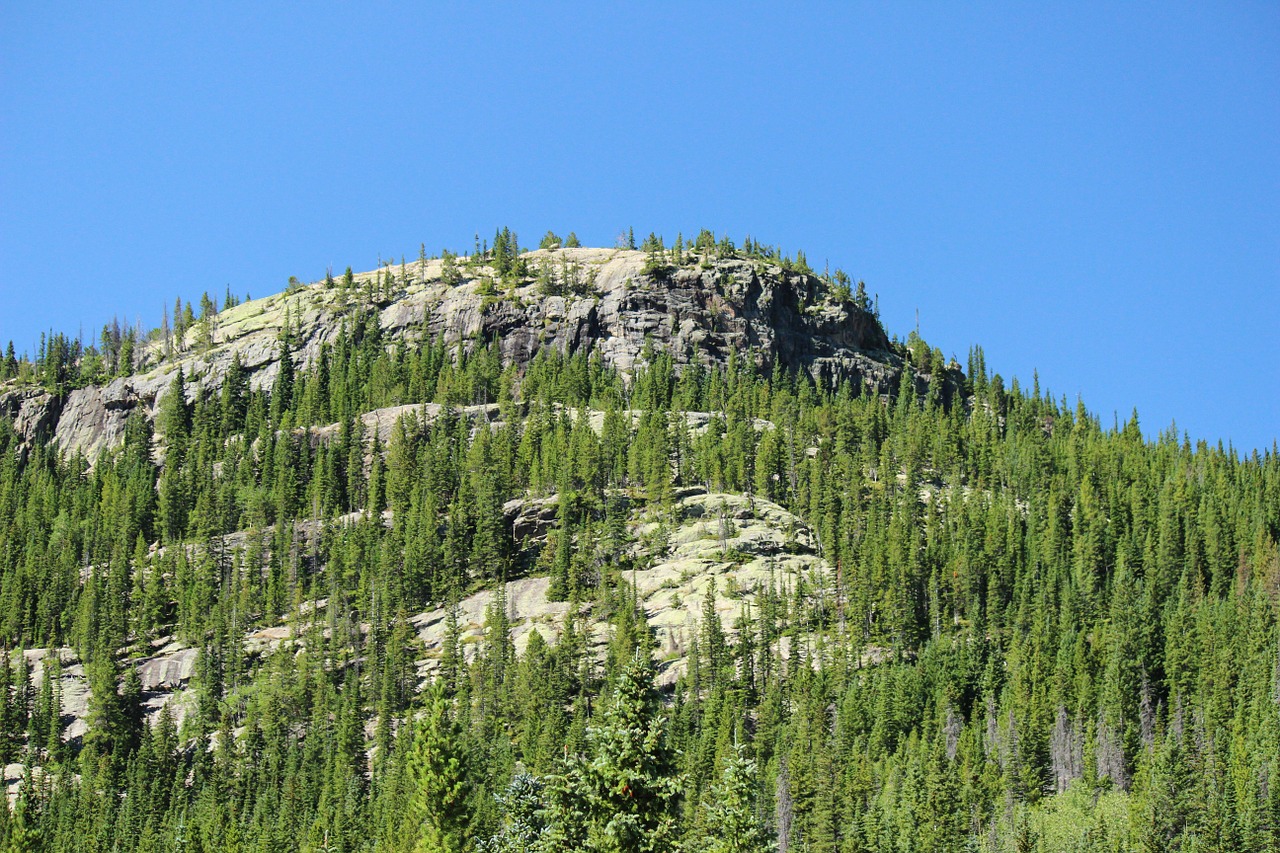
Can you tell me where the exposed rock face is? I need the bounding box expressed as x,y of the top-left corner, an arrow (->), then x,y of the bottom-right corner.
0,388 -> 58,446
4,488 -> 875,772
392,249 -> 901,389
53,380 -> 148,461
414,489 -> 855,687
504,495 -> 561,546
4,643 -> 197,753
2,248 -> 948,461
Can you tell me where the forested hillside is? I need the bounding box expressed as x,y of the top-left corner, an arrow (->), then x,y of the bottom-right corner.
0,232 -> 1276,852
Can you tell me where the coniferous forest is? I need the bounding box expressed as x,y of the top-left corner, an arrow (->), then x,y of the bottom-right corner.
0,234 -> 1276,852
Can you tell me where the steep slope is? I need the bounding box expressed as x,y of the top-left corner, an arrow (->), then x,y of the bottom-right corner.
3,485 -> 843,783
0,240 -> 1275,853
1,247 -> 951,461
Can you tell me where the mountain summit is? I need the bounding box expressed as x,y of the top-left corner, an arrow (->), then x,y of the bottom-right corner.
2,244 -> 958,460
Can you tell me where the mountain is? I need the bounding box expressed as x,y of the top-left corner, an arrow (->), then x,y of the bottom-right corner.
0,235 -> 1275,853
1,246 -> 955,462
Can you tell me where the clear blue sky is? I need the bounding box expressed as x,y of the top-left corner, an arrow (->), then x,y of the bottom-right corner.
2,3 -> 1276,451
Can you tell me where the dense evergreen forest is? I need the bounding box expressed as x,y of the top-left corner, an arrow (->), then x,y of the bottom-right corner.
0,233 -> 1276,852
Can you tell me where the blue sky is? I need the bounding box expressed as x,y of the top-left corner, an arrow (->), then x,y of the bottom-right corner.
2,3 -> 1276,451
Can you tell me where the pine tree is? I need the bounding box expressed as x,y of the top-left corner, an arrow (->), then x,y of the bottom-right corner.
702,743 -> 771,853
542,654 -> 683,852
220,351 -> 249,436
160,366 -> 190,445
117,330 -> 135,377
1,341 -> 15,380
481,772 -> 547,853
547,491 -> 575,602
4,772 -> 41,853
407,684 -> 476,853
270,329 -> 295,426
83,654 -> 129,759
0,653 -> 14,764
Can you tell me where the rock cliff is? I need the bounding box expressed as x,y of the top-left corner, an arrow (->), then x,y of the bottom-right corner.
1,247 -> 950,460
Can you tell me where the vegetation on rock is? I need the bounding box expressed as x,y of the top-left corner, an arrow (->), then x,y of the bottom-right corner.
0,233 -> 1274,852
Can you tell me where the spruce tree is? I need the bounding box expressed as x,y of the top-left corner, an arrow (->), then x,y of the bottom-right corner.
542,654 -> 683,852
481,772 -> 547,853
408,684 -> 476,853
702,743 -> 771,853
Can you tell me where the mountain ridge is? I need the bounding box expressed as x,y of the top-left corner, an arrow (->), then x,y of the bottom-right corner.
0,246 -> 960,461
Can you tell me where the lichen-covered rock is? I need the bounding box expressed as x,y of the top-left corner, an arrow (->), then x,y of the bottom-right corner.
136,642 -> 198,692
2,486 -> 870,776
8,642 -> 200,756
2,248 -> 954,461
0,387 -> 57,447
411,489 -> 842,687
53,380 -> 148,461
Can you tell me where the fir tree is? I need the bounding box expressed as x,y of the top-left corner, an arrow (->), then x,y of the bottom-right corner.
702,743 -> 771,853
542,654 -> 683,852
408,684 -> 477,853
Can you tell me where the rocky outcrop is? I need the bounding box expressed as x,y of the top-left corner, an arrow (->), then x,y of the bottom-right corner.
414,489 -> 856,687
443,250 -> 904,391
2,487 -> 876,784
0,387 -> 58,447
504,495 -> 561,545
53,380 -> 152,460
2,248 -> 955,461
3,643 -> 198,750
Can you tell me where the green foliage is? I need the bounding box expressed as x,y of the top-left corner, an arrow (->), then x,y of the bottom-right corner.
701,743 -> 771,853
641,233 -> 671,279
542,656 -> 683,852
408,685 -> 477,852
442,250 -> 462,286
490,227 -> 526,282
480,772 -> 547,853
0,233 -> 1276,852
